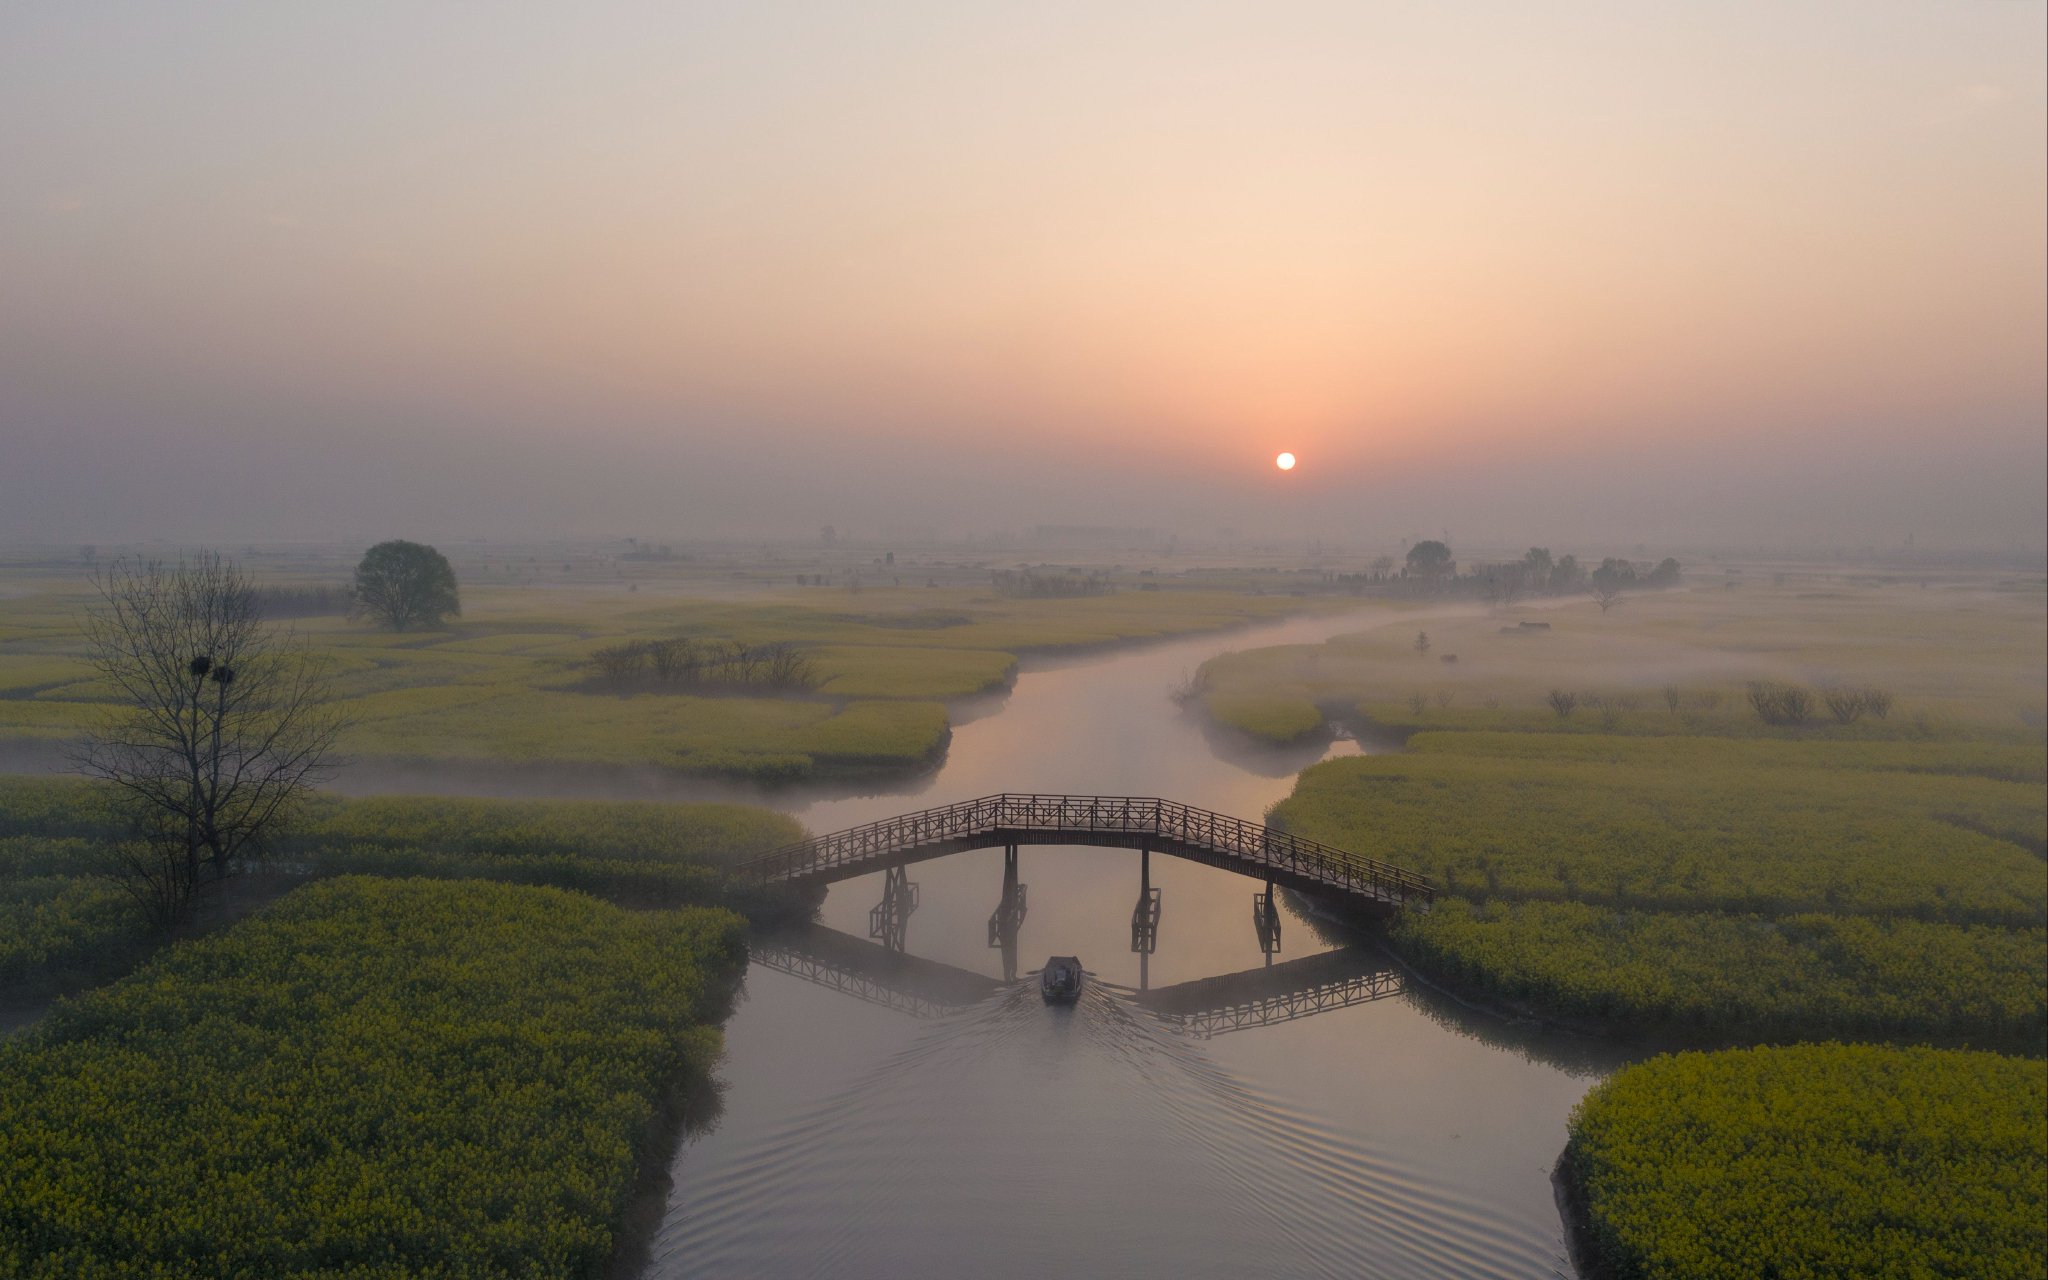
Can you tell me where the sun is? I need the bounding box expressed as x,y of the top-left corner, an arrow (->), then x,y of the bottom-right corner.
1275,452 -> 1296,471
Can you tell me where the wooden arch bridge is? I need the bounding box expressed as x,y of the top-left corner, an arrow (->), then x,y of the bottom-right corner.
744,793 -> 1432,962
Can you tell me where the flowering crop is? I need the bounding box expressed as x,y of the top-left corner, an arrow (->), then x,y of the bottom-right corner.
1566,1044 -> 2047,1279
0,877 -> 745,1278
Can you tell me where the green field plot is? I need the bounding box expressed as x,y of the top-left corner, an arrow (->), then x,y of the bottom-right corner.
0,656 -> 91,699
771,699 -> 950,770
1203,691 -> 1327,744
0,876 -> 142,998
1197,581 -> 2048,743
1565,1044 -> 2047,1279
1395,900 -> 2045,1044
0,777 -> 800,1001
810,645 -> 1018,698
1239,583 -> 2048,1041
1277,736 -> 2045,924
0,572 -> 1326,780
341,687 -> 833,767
1272,734 -> 2044,1041
0,699 -> 89,739
0,877 -> 746,1278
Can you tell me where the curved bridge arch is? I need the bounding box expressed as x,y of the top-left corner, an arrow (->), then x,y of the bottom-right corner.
744,793 -> 1433,917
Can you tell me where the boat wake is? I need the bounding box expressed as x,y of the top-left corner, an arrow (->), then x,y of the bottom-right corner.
648,976 -> 1568,1279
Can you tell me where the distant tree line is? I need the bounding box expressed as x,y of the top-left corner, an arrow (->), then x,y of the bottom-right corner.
1537,682 -> 1894,727
586,638 -> 817,694
1339,542 -> 1683,605
1748,682 -> 1894,726
990,568 -> 1116,598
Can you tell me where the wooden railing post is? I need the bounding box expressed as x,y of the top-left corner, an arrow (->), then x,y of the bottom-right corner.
742,792 -> 1431,909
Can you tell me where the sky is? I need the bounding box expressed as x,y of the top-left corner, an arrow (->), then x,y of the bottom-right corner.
2,1 -> 2043,550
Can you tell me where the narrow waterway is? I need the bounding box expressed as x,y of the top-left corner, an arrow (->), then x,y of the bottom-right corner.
640,606 -> 1630,1279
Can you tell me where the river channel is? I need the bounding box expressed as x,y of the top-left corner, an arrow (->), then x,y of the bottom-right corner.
631,607 -> 1630,1280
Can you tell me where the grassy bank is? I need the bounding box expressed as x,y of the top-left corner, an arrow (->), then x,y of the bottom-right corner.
0,776 -> 801,1002
0,877 -> 746,1277
1562,1044 -> 2047,1279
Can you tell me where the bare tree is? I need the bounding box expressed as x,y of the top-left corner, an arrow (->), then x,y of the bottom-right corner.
1821,687 -> 1870,724
1483,565 -> 1527,608
74,556 -> 343,928
759,641 -> 816,690
1589,582 -> 1626,613
1747,681 -> 1815,726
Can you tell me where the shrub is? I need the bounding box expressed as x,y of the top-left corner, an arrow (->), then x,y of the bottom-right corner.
1748,681 -> 1815,725
1823,685 -> 1870,724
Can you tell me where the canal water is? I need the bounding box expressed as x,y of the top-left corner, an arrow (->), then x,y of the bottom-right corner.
638,607 -> 1629,1279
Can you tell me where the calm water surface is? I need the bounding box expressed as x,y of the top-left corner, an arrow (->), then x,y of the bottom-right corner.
636,607 -> 1628,1279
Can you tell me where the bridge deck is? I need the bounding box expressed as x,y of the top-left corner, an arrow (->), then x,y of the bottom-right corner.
743,793 -> 1432,916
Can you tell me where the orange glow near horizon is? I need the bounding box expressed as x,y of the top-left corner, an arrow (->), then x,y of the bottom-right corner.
1,1 -> 2041,530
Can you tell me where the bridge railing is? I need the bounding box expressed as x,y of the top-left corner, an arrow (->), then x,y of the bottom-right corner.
743,793 -> 1433,906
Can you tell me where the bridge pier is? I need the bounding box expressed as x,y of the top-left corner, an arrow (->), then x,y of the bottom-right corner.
1253,874 -> 1281,961
987,844 -> 1027,981
869,864 -> 919,952
1131,841 -> 1161,957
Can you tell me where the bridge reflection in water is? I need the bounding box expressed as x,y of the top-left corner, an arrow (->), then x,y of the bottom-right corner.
748,925 -> 1404,1038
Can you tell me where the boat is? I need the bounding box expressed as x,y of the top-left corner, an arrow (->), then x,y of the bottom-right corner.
1041,955 -> 1083,1004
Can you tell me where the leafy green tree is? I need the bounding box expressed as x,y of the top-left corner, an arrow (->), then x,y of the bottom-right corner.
1550,554 -> 1584,594
353,540 -> 460,631
1405,540 -> 1455,583
1591,557 -> 1638,589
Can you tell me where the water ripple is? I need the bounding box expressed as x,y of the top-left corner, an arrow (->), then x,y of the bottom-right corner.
648,979 -> 1565,1279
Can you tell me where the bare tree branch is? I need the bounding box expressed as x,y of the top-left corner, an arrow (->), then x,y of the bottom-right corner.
70,555 -> 345,928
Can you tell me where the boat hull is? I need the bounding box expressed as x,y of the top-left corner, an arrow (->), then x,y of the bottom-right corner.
1041,956 -> 1084,1004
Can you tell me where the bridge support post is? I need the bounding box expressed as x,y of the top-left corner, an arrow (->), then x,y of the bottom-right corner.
869,864 -> 919,952
1253,874 -> 1281,960
1131,841 -> 1161,957
987,844 -> 1026,981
